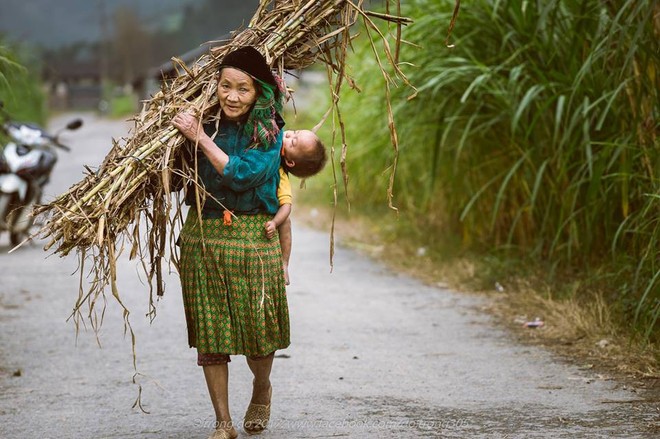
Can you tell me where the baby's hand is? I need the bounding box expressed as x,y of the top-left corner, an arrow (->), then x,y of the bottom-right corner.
264,220 -> 277,239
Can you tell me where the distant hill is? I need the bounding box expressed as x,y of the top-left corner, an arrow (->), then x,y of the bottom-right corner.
0,0 -> 258,49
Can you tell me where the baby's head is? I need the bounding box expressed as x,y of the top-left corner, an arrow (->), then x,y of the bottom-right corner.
281,129 -> 327,178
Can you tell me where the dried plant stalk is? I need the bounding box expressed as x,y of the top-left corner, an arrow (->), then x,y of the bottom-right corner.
30,0 -> 468,409
33,0 -> 419,334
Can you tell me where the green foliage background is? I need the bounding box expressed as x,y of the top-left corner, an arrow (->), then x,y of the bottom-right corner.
302,0 -> 659,340
0,40 -> 46,124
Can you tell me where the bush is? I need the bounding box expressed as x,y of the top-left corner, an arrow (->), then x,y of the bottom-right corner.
305,0 -> 659,340
0,42 -> 46,125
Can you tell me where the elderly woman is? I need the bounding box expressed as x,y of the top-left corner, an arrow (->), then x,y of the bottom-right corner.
172,46 -> 288,439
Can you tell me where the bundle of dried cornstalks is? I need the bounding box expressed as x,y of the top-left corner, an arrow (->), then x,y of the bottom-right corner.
31,0 -> 434,330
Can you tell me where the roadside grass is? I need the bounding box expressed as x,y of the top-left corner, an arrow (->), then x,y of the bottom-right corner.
325,0 -> 660,341
0,43 -> 46,125
282,0 -> 659,381
109,93 -> 138,119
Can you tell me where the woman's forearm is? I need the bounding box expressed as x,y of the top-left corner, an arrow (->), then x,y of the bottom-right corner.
172,112 -> 230,175
198,134 -> 229,175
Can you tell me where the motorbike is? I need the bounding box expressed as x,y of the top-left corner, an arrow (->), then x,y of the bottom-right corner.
0,102 -> 82,246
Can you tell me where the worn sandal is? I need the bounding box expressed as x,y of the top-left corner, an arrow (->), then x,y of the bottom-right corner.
243,386 -> 272,435
208,427 -> 238,439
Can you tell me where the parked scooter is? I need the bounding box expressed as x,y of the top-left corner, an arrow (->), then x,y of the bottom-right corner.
0,102 -> 82,246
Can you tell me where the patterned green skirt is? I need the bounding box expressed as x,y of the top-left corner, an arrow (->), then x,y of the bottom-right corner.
179,211 -> 290,359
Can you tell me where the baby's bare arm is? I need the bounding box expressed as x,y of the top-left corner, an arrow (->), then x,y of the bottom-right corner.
271,203 -> 292,228
265,203 -> 292,239
278,217 -> 292,285
264,204 -> 292,283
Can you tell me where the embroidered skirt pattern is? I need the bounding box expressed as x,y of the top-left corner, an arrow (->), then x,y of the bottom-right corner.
179,211 -> 290,358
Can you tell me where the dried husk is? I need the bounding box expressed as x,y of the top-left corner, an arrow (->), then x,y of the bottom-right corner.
29,0 -> 463,411
34,0 -> 418,318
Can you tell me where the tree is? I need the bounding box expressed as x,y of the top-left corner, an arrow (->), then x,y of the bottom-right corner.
0,44 -> 26,97
0,41 -> 45,124
111,6 -> 152,85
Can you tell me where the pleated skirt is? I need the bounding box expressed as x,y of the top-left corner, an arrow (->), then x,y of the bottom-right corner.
179,211 -> 290,357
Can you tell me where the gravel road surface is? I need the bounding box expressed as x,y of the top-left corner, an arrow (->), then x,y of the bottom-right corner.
1,113 -> 658,438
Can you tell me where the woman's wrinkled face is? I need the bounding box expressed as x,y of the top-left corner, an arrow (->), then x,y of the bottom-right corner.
217,67 -> 257,120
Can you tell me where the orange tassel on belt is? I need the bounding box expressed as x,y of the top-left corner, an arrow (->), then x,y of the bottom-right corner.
223,209 -> 233,226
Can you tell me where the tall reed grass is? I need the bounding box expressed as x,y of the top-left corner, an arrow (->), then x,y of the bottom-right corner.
0,42 -> 46,124
308,0 -> 659,340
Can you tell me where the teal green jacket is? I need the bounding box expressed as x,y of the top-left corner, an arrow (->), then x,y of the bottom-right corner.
185,119 -> 282,217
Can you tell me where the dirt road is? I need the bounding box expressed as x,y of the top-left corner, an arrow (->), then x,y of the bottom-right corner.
1,114 -> 658,438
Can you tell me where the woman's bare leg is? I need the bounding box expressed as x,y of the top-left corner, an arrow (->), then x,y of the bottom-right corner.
203,364 -> 235,432
246,354 -> 274,404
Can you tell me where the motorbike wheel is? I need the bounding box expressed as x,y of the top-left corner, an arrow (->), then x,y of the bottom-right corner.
5,193 -> 36,248
10,228 -> 29,247
0,194 -> 8,244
